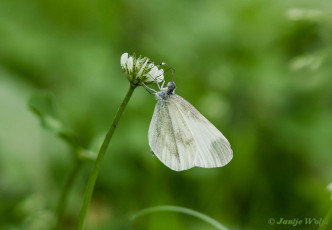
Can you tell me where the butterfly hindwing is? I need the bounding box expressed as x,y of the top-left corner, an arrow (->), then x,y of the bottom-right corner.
171,95 -> 233,168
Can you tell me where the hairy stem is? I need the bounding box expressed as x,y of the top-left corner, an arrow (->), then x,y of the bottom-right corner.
76,84 -> 136,230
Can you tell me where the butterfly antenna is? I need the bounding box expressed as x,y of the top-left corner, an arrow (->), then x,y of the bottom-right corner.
159,62 -> 175,83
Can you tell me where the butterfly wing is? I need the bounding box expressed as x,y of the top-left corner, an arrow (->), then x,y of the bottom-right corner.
149,94 -> 233,171
171,95 -> 233,168
148,97 -> 197,171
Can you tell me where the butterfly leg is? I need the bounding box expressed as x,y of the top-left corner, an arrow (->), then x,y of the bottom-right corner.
139,80 -> 157,95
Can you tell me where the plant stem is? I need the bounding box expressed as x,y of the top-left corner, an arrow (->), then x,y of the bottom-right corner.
76,84 -> 136,230
131,205 -> 229,230
56,159 -> 82,230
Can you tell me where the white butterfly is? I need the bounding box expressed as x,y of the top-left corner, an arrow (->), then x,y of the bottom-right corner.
147,80 -> 233,171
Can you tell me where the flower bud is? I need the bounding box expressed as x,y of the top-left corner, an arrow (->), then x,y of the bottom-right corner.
121,53 -> 164,85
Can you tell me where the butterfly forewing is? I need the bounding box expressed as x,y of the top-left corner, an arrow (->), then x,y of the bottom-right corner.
149,98 -> 197,171
149,94 -> 233,171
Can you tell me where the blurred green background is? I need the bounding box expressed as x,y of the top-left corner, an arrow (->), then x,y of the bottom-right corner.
1,0 -> 332,229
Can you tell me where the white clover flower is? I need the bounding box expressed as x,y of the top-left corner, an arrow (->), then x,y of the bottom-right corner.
121,53 -> 164,86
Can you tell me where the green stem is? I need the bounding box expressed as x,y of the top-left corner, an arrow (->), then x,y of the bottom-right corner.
76,84 -> 136,230
55,159 -> 82,230
131,205 -> 229,230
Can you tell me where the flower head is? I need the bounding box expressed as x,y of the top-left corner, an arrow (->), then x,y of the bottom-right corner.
121,53 -> 164,86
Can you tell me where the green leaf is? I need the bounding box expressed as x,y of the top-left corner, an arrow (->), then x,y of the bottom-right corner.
28,91 -> 64,133
28,91 -> 97,161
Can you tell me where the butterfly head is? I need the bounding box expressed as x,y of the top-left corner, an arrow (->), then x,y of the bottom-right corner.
166,81 -> 176,95
155,81 -> 176,100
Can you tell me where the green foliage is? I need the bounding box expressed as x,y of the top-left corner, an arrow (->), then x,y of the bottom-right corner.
29,92 -> 63,133
28,91 -> 96,161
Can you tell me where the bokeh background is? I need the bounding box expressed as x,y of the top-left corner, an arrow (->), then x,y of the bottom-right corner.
1,0 -> 332,229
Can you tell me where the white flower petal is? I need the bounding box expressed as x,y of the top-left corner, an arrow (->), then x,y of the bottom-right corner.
121,53 -> 128,68
148,62 -> 154,69
135,57 -> 142,70
147,66 -> 158,80
136,59 -> 148,78
127,57 -> 133,72
155,69 -> 164,82
135,57 -> 145,74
